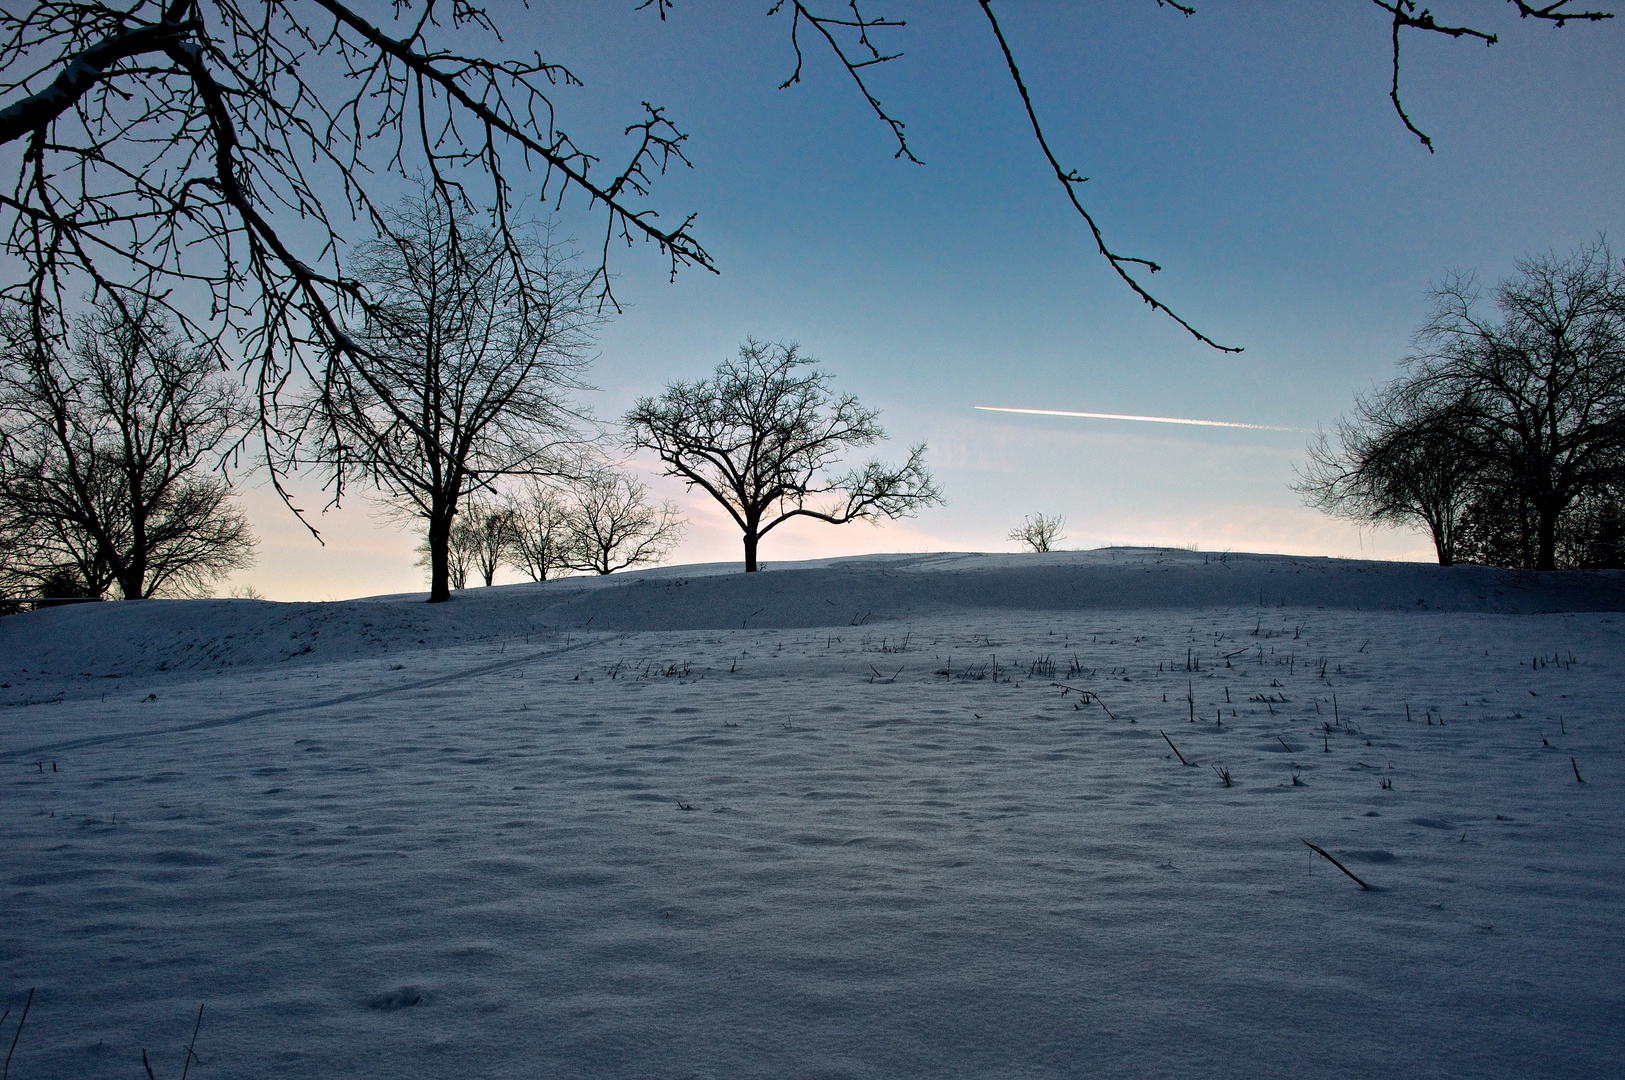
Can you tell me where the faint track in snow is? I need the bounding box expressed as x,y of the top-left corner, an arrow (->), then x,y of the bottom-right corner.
3,632 -> 626,760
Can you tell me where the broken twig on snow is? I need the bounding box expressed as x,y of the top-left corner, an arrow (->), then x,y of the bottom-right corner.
1159,730 -> 1189,766
1303,840 -> 1371,890
1052,681 -> 1115,719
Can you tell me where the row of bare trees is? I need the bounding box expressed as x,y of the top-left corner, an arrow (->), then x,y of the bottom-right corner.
292,195 -> 939,594
1298,238 -> 1625,570
1,187 -> 941,601
423,474 -> 684,589
422,335 -> 944,589
324,197 -> 938,596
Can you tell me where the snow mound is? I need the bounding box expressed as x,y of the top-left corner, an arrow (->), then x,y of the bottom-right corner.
2,549 -> 1622,1078
3,549 -> 1621,679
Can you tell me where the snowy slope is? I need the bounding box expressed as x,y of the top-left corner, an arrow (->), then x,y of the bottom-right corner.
2,551 -> 1622,1079
4,548 -> 1621,682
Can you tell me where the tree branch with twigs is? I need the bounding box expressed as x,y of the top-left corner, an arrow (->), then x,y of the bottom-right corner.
0,0 -> 709,529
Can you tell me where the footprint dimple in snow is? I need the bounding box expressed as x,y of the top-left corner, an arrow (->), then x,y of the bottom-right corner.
367,987 -> 428,1011
1347,850 -> 1397,863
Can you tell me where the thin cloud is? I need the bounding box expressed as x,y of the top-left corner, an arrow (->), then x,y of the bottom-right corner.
975,406 -> 1307,433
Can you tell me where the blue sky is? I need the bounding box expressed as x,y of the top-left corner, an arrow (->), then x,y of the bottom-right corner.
242,2 -> 1624,599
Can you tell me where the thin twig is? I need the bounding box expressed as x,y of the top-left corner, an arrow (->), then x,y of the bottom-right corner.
1303,840 -> 1371,890
1160,729 -> 1189,765
181,1004 -> 204,1080
1052,681 -> 1115,718
4,988 -> 32,1080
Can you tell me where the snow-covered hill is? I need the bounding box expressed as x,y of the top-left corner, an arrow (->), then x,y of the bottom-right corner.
2,551 -> 1621,1079
4,548 -> 1621,681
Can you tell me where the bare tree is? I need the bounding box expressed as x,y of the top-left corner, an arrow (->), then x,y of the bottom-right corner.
1009,512 -> 1066,553
0,301 -> 256,598
504,480 -> 575,583
1,0 -> 1605,442
1408,239 -> 1625,570
446,497 -> 514,587
414,500 -> 509,588
1295,386 -> 1481,565
562,470 -> 684,576
625,340 -> 941,572
1553,484 -> 1625,568
0,457 -> 117,595
1299,238 -> 1625,569
295,194 -> 598,602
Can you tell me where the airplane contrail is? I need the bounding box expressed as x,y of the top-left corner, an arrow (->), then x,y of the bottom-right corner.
974,406 -> 1308,433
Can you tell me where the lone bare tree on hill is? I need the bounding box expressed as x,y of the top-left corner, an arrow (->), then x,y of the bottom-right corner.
1009,513 -> 1066,553
625,340 -> 941,572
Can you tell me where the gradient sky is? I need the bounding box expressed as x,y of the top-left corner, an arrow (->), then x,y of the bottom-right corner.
237,2 -> 1624,600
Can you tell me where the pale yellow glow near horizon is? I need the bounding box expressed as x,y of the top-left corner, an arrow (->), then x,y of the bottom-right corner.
974,406 -> 1308,433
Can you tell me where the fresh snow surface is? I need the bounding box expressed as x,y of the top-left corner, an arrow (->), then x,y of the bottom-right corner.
2,549 -> 1622,1079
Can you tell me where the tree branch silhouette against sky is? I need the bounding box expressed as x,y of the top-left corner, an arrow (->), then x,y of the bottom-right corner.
2,2 -> 1618,597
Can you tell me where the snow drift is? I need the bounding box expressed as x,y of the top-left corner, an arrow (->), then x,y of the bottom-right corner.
4,549 -> 1622,680
2,550 -> 1621,1079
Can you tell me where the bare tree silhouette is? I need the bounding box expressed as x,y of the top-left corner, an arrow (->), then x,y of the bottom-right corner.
1296,389 -> 1479,565
0,301 -> 255,597
626,340 -> 940,572
1410,239 -> 1625,570
504,481 -> 575,583
1299,237 -> 1625,570
1009,513 -> 1066,553
294,194 -> 597,602
561,469 -> 684,576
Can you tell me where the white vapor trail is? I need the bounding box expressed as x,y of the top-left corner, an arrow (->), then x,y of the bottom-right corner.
974,406 -> 1307,433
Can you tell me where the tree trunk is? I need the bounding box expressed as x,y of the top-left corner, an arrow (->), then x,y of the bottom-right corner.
115,566 -> 145,600
114,544 -> 146,599
427,514 -> 453,602
1428,514 -> 1454,566
115,506 -> 147,598
1535,499 -> 1560,571
743,530 -> 759,573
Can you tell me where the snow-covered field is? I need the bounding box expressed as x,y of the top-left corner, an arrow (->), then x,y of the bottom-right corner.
3,549 -> 1622,1079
